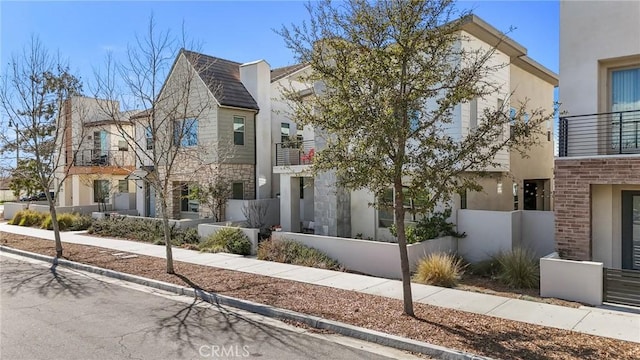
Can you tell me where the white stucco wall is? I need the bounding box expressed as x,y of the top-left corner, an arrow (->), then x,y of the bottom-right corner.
540,252 -> 603,305
560,0 -> 640,116
240,60 -> 272,199
457,209 -> 516,262
271,231 -> 456,279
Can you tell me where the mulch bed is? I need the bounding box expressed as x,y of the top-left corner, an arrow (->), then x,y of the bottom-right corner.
2,231 -> 639,360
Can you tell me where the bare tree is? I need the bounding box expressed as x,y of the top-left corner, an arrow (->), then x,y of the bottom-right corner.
93,17 -> 221,274
242,200 -> 270,230
0,36 -> 86,257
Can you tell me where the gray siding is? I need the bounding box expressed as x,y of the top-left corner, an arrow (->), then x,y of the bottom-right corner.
217,107 -> 256,164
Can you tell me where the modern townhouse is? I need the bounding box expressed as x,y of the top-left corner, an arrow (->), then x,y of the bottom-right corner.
271,15 -> 558,241
544,0 -> 640,306
56,96 -> 136,209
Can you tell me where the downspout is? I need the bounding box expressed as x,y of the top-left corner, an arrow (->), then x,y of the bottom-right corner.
254,109 -> 259,200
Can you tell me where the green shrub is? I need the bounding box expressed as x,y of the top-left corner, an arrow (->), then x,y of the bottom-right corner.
257,238 -> 341,270
413,252 -> 464,287
468,258 -> 501,278
41,213 -> 76,231
389,209 -> 465,244
171,226 -> 200,245
200,228 -> 251,255
10,209 -> 47,227
89,217 -> 197,246
495,248 -> 539,289
69,215 -> 93,231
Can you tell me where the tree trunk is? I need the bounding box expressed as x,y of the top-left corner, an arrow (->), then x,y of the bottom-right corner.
160,197 -> 174,274
49,202 -> 63,258
394,177 -> 414,317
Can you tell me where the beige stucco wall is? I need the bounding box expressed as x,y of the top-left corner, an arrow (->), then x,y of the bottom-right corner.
560,0 -> 640,116
466,174 -> 514,211
65,174 -> 132,207
509,64 -> 555,210
458,30 -> 511,172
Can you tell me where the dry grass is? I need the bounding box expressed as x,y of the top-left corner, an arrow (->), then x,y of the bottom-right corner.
413,253 -> 464,287
2,232 -> 639,360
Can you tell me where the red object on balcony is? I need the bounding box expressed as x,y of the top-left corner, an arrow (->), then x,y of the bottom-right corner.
301,148 -> 315,164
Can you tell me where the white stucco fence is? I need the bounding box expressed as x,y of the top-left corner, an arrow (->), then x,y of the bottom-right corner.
457,209 -> 555,262
198,224 -> 259,255
540,252 -> 603,305
271,231 -> 456,279
226,199 -> 280,228
3,202 -> 113,220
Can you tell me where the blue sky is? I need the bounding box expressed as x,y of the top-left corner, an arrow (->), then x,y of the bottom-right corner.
1,1 -> 559,87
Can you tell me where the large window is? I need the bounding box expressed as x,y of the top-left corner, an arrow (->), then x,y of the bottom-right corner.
174,118 -> 198,147
233,116 -> 245,145
93,180 -> 110,203
180,183 -> 198,212
377,187 -> 427,228
611,67 -> 640,152
232,182 -> 244,200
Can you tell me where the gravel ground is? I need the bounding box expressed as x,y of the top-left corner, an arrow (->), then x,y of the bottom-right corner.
2,232 -> 639,360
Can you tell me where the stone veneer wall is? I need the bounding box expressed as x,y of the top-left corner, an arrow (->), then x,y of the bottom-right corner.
555,156 -> 640,260
314,170 -> 351,237
158,163 -> 255,219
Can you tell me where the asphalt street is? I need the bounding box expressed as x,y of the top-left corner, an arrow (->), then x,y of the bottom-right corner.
0,255 -> 419,360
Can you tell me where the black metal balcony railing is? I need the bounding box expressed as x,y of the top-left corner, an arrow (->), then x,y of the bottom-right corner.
275,140 -> 315,166
558,110 -> 640,157
71,149 -> 135,167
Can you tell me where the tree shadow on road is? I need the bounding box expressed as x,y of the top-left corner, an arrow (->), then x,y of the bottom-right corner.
142,272 -> 369,360
1,257 -> 111,300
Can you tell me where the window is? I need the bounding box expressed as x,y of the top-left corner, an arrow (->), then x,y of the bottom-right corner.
174,118 -> 198,147
118,140 -> 128,151
118,180 -> 129,193
233,116 -> 245,145
377,187 -> 427,228
513,183 -> 519,210
145,127 -> 153,150
460,190 -> 467,210
232,182 -> 244,200
509,108 -> 517,138
611,67 -> 640,151
180,183 -> 198,212
281,122 -> 290,143
469,98 -> 478,130
93,180 -> 110,203
94,130 -> 107,156
377,189 -> 394,228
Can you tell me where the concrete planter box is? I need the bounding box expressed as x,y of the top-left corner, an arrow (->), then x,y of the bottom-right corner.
198,224 -> 259,255
540,252 -> 603,305
271,232 -> 456,279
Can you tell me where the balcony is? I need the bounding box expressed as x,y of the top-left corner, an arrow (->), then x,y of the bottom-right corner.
275,140 -> 315,166
71,149 -> 135,167
558,110 -> 640,157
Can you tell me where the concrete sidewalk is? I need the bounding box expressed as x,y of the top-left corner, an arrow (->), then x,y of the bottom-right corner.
1,222 -> 639,343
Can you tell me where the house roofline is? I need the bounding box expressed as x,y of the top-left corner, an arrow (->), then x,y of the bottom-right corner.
461,15 -> 558,85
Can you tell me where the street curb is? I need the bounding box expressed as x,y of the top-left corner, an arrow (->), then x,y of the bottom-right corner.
1,245 -> 492,360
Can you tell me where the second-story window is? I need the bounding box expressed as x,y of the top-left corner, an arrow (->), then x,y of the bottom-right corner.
174,118 -> 198,147
234,116 -> 245,145
145,127 -> 153,150
281,122 -> 290,143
